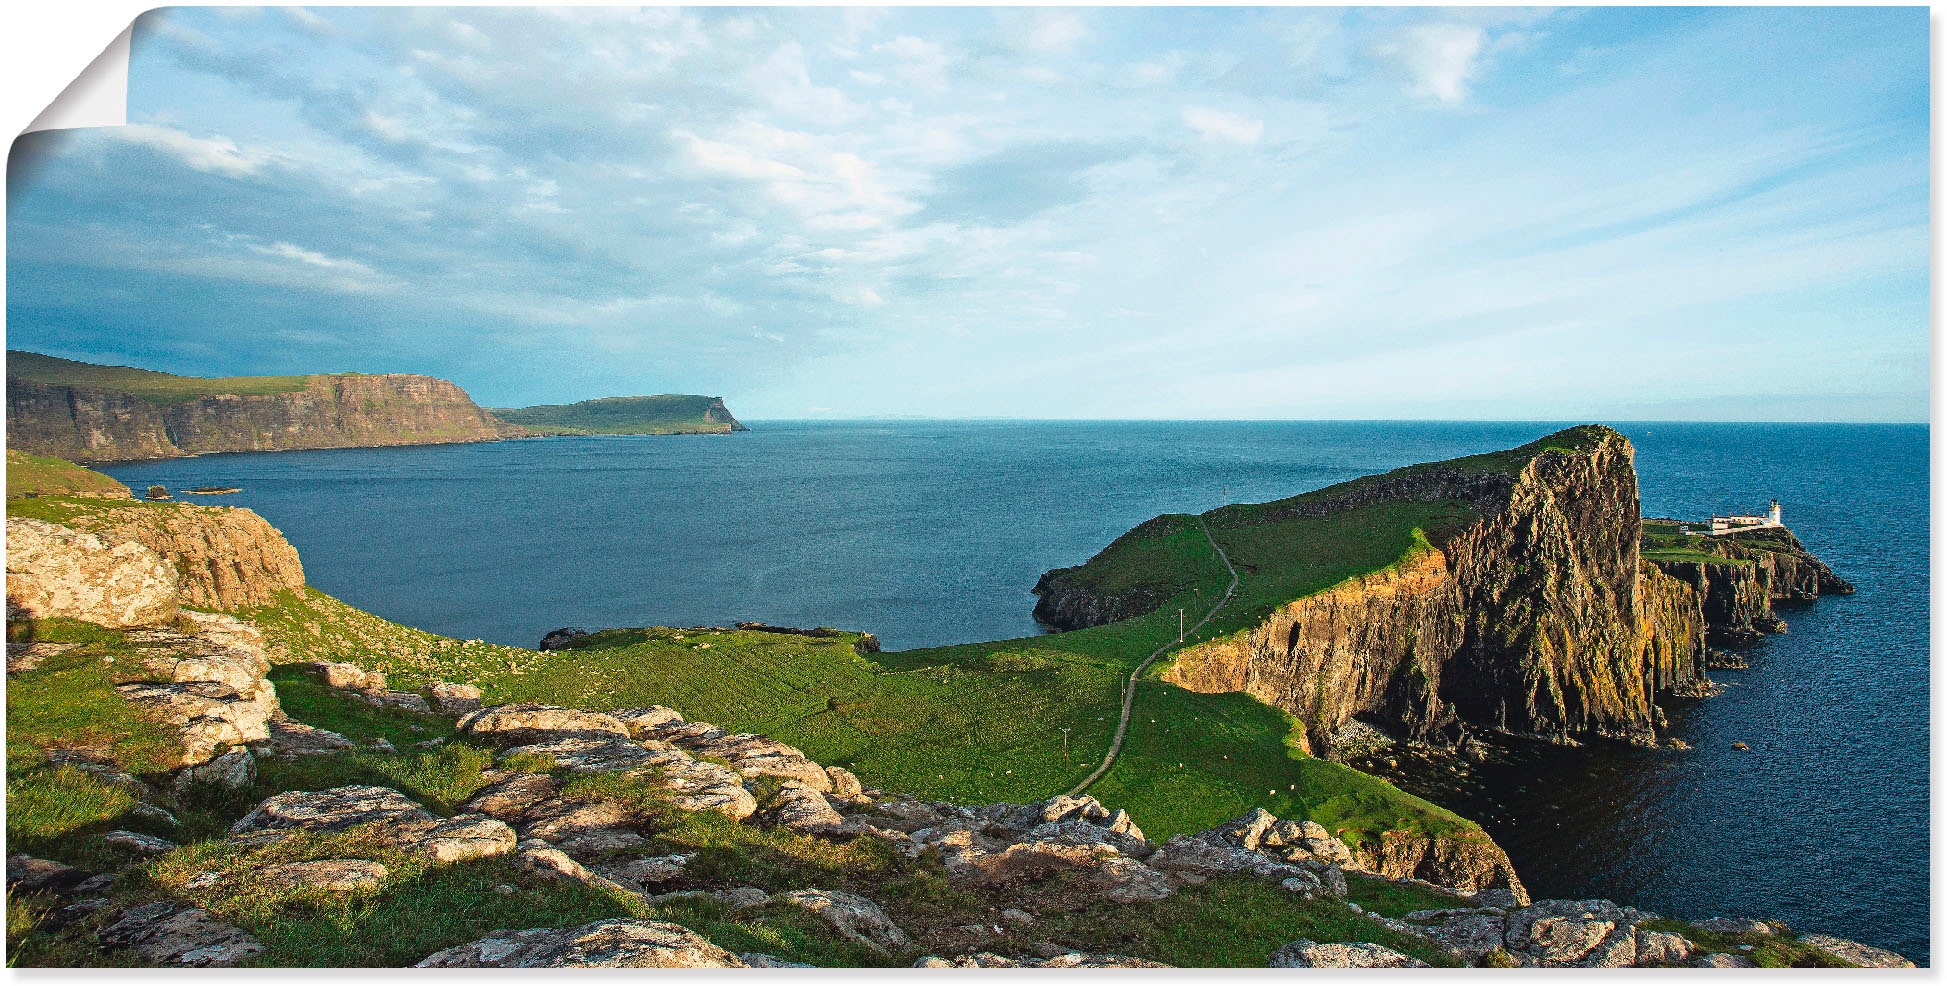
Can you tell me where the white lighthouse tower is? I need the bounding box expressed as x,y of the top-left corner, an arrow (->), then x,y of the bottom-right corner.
1768,499 -> 1782,527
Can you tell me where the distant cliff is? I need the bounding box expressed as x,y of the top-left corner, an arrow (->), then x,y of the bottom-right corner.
1042,427 -> 1726,752
490,394 -> 748,435
6,352 -> 518,463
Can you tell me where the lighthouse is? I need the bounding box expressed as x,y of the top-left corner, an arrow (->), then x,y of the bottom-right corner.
1768,499 -> 1782,527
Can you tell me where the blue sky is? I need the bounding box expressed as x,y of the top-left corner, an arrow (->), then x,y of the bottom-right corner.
5,6 -> 1929,420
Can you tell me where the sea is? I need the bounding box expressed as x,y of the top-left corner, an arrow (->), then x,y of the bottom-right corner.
103,420 -> 1930,963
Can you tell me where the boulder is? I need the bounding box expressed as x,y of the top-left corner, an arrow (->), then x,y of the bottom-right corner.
596,854 -> 693,892
776,889 -> 911,953
1793,934 -> 1914,969
500,736 -> 655,773
6,854 -> 92,894
457,704 -> 629,744
1263,818 -> 1358,868
232,785 -> 431,834
461,772 -> 561,821
537,628 -> 592,652
4,517 -> 179,628
1146,833 -> 1309,883
297,661 -> 386,692
417,919 -> 746,968
257,859 -> 389,893
1414,911 -> 1508,961
1089,856 -> 1175,903
766,783 -> 847,834
1208,808 -> 1278,851
1504,899 -> 1644,968
609,706 -> 686,738
267,718 -> 355,756
172,749 -> 256,791
1269,940 -> 1429,969
119,681 -> 276,768
99,902 -> 264,967
229,785 -> 516,863
1692,953 -> 1755,968
362,690 -> 432,714
102,830 -> 177,855
826,766 -> 864,799
1633,929 -> 1693,967
740,953 -> 818,968
424,681 -> 483,715
512,840 -> 620,890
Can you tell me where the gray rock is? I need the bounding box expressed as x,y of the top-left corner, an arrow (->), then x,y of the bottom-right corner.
596,854 -> 693,891
267,718 -> 355,756
1417,911 -> 1508,961
1633,929 -> 1693,966
537,628 -> 592,652
766,782 -> 847,833
457,704 -> 630,744
416,919 -> 746,968
6,854 -> 91,894
424,681 -> 483,715
1505,900 -> 1642,968
257,859 -> 388,893
102,830 -> 177,855
1209,807 -> 1278,850
1691,953 -> 1755,968
363,690 -> 432,714
1089,856 -> 1176,903
231,785 -> 430,834
1269,939 -> 1429,968
776,889 -> 911,953
999,908 -> 1035,926
1793,934 -> 1914,969
173,748 -> 256,792
99,902 -> 264,966
5,517 -> 179,628
825,765 -> 864,799
1146,833 -> 1308,883
740,952 -> 817,968
298,661 -> 387,692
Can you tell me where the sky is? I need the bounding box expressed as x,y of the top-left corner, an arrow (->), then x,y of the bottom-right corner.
4,6 -> 1930,421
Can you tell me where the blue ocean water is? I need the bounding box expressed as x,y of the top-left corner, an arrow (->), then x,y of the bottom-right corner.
103,421 -> 1929,962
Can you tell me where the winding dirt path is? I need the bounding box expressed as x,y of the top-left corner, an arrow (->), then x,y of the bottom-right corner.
1064,519 -> 1240,798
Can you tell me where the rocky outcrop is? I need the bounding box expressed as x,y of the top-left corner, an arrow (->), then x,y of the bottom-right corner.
5,517 -> 180,628
416,920 -> 747,968
114,612 -> 280,768
1153,427 -> 1711,750
1032,516 -> 1197,630
8,372 -> 516,464
1647,528 -> 1854,647
1270,939 -> 1429,968
52,502 -> 305,612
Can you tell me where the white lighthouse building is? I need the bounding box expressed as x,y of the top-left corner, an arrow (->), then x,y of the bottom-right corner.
1709,499 -> 1782,536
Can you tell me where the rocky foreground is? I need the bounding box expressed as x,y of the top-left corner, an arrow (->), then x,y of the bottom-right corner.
7,628 -> 1914,968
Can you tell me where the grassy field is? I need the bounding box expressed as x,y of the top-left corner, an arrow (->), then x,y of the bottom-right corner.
490,394 -> 743,435
7,450 -> 132,498
7,351 -> 317,405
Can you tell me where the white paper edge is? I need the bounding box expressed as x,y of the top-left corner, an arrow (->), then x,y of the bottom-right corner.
22,22 -> 131,135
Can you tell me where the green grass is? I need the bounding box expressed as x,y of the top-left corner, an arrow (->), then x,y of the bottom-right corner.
7,351 -> 316,405
6,450 -> 130,498
1343,874 -> 1470,917
5,620 -> 186,773
1636,919 -> 1853,969
266,666 -> 458,746
490,395 -> 743,435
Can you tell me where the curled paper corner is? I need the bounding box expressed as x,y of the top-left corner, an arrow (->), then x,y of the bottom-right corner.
23,22 -> 132,135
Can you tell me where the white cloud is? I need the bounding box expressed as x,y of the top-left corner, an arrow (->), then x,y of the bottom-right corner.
110,124 -> 269,178
875,35 -> 949,89
1023,11 -> 1087,55
1182,106 -> 1265,145
1375,23 -> 1488,104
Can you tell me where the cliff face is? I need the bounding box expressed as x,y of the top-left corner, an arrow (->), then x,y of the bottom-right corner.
8,374 -> 517,463
1647,529 -> 1854,646
6,379 -> 180,463
54,503 -> 306,611
1158,428 -> 1708,751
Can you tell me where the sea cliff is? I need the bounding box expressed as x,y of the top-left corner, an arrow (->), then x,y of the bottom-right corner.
7,373 -> 516,464
1043,427 -> 1736,752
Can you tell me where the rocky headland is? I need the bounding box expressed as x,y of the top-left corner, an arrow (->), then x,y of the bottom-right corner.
5,352 -> 745,464
1037,426 -> 1848,759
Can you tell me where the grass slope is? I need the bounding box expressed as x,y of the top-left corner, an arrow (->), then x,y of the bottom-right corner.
7,351 -> 317,405
490,394 -> 743,435
6,450 -> 131,498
